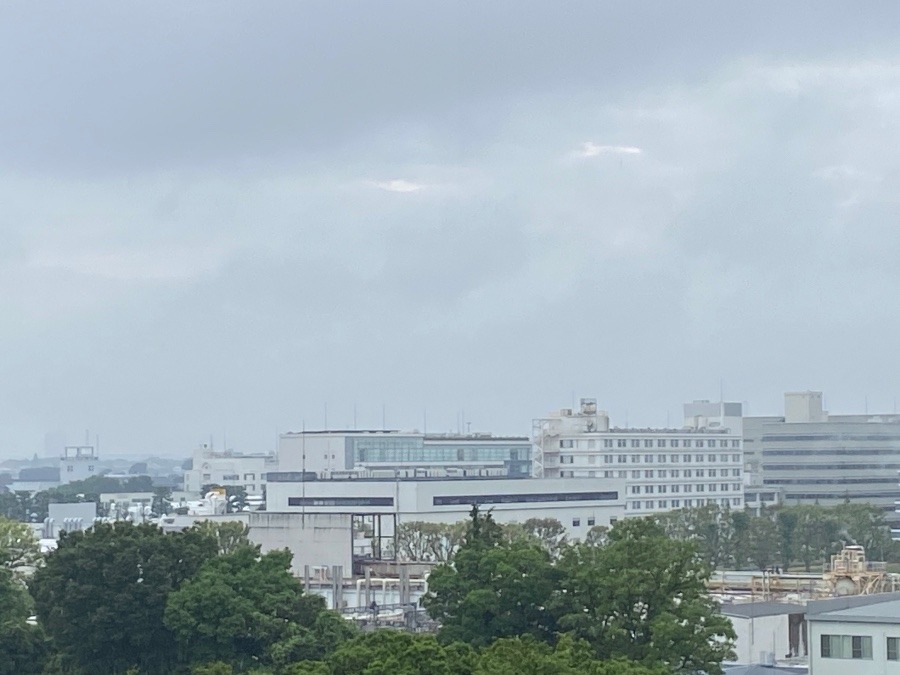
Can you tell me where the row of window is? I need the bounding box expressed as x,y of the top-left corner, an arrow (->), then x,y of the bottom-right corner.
629,483 -> 742,494
816,634 -> 900,661
560,454 -> 742,465
202,472 -> 263,482
571,516 -> 596,527
629,497 -> 741,510
433,491 -> 619,506
560,439 -> 739,449
560,468 -> 742,480
821,634 -> 874,660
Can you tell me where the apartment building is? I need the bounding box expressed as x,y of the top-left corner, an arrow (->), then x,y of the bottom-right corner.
744,391 -> 900,514
533,398 -> 744,517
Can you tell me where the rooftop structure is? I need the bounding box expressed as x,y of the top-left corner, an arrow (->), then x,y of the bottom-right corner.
277,429 -> 532,478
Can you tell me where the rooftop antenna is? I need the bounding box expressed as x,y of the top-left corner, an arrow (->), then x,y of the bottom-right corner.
466,421 -> 471,434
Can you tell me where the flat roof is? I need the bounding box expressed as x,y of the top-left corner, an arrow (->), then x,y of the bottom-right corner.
808,598 -> 900,624
720,602 -> 805,618
266,472 -> 534,483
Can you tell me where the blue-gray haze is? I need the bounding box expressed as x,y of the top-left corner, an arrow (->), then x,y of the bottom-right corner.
1,2 -> 898,457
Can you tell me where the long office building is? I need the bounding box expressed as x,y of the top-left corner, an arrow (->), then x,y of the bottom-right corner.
278,430 -> 532,478
744,391 -> 900,515
533,398 -> 745,517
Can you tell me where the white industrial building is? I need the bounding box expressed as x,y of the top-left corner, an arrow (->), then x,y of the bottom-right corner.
277,430 -> 532,478
264,473 -> 625,537
533,398 -> 744,517
806,593 -> 900,674
183,445 -> 277,495
721,602 -> 807,669
60,445 -> 98,484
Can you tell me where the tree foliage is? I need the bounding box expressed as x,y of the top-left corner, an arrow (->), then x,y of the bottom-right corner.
554,518 -> 735,674
424,506 -> 561,647
31,522 -> 216,673
191,519 -> 252,555
0,516 -> 41,574
165,545 -> 345,670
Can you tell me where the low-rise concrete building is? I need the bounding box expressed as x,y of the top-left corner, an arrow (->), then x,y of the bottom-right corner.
721,602 -> 807,668
264,473 -> 625,538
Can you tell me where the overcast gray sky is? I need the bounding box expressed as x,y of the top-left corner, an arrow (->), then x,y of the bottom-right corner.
2,2 -> 900,457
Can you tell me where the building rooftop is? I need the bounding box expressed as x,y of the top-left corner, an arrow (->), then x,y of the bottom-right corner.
266,472 -> 534,483
807,597 -> 900,624
720,602 -> 806,619
724,666 -> 807,675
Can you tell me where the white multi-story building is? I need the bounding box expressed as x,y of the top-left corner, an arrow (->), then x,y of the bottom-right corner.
277,430 -> 532,478
746,391 -> 900,516
60,445 -> 98,484
533,398 -> 744,517
183,445 -> 277,496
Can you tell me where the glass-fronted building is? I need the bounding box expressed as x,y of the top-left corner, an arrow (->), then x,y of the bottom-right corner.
278,430 -> 532,477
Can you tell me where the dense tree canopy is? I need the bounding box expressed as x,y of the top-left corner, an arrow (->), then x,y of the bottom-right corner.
31,522 -> 216,673
425,509 -> 735,674
554,519 -> 735,674
165,545 -> 344,670
424,507 -> 562,647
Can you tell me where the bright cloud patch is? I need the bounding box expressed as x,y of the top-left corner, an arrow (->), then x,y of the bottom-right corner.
574,142 -> 643,158
370,179 -> 426,193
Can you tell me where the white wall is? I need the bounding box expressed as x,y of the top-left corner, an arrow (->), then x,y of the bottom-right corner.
265,477 -> 626,538
728,614 -> 793,665
184,449 -> 275,494
248,512 -> 353,577
277,434 -> 347,474
809,619 -> 900,675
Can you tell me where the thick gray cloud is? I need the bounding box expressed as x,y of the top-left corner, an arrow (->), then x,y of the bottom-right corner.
2,2 -> 900,456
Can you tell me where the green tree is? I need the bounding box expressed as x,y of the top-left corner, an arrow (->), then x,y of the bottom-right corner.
424,507 -> 560,647
775,507 -> 798,569
792,505 -> 840,571
474,634 -> 668,675
191,519 -> 252,555
31,522 -> 216,673
0,564 -> 48,674
325,631 -> 476,675
269,610 -> 358,670
553,518 -> 735,674
165,545 -> 335,670
746,511 -> 780,570
521,518 -> 568,558
833,502 -> 890,560
582,525 -> 609,547
0,516 -> 41,574
396,521 -> 447,561
152,486 -> 173,516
